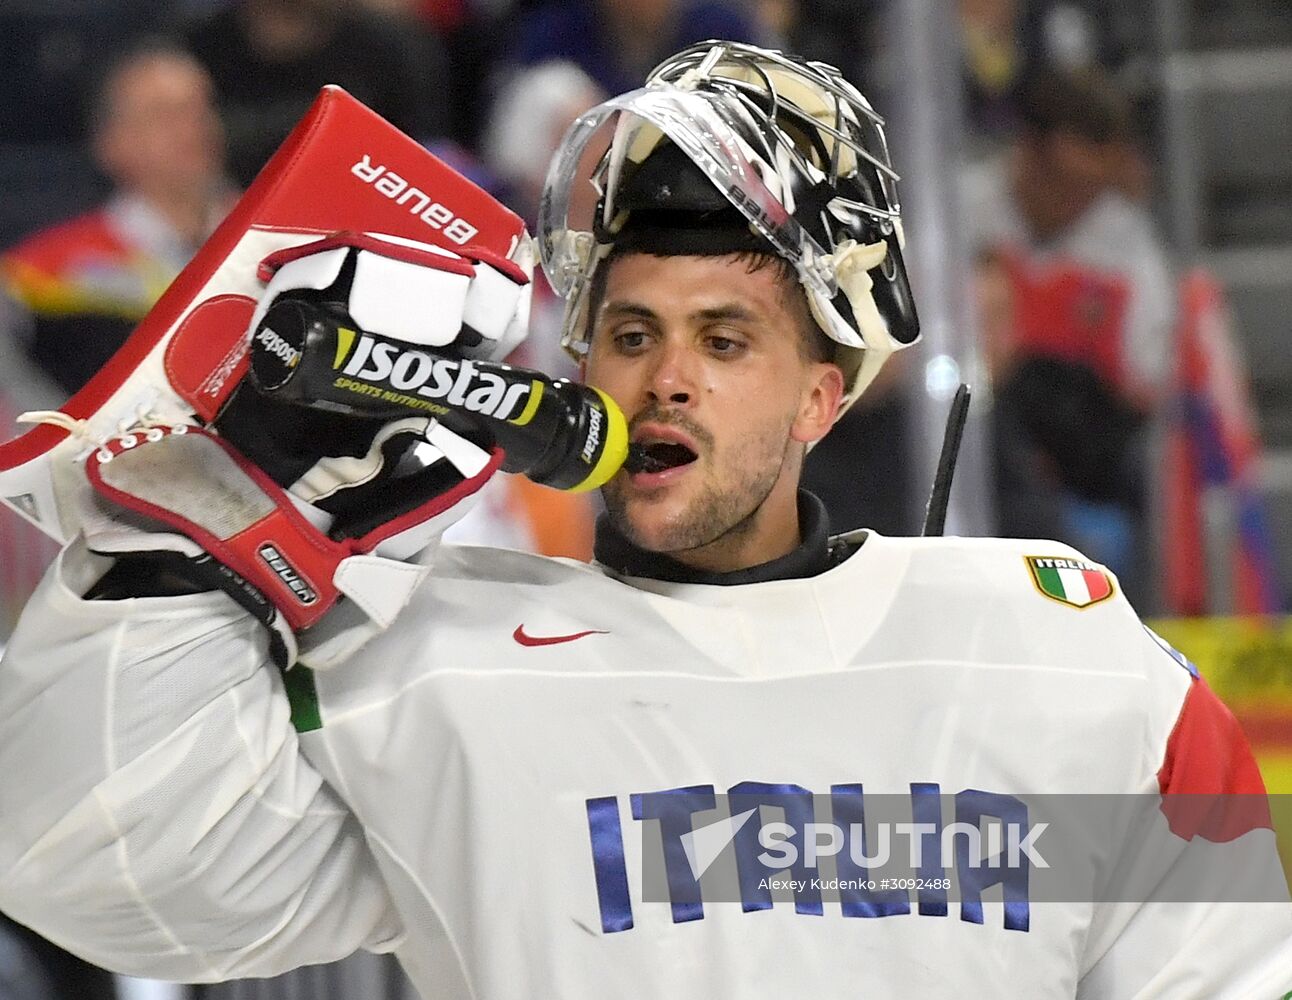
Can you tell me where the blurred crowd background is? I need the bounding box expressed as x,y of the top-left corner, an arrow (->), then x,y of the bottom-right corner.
1,1 -> 1291,997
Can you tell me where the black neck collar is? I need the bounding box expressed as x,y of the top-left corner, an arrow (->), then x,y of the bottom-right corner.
593,491 -> 841,586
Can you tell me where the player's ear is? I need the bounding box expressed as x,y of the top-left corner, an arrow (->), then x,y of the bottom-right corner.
790,362 -> 844,445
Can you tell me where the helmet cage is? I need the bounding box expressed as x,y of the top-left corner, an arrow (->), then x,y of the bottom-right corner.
538,41 -> 919,413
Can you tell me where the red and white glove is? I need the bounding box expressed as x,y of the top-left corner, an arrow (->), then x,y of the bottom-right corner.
80,232 -> 531,669
82,420 -> 499,668
251,229 -> 531,363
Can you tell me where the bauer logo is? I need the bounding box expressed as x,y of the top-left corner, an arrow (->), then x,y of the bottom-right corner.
725,181 -> 792,244
257,544 -> 318,605
351,154 -> 479,245
336,331 -> 532,420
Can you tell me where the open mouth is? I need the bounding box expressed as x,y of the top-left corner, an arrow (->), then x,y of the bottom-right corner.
626,439 -> 698,475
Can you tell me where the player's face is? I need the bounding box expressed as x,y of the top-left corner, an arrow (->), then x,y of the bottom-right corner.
585,253 -> 843,572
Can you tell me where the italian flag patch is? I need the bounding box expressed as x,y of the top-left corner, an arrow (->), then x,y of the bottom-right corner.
1025,556 -> 1114,609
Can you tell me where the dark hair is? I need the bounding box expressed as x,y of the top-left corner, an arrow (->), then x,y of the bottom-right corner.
85,36 -> 202,137
585,246 -> 835,365
1017,66 -> 1133,145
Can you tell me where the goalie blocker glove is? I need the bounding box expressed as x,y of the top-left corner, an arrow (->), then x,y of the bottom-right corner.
80,232 -> 528,669
83,422 -> 500,669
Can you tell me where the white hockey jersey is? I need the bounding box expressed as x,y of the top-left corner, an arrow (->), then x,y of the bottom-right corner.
0,532 -> 1288,999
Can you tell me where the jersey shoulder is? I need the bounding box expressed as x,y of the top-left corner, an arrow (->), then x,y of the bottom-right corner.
433,541 -> 607,590
853,533 -> 1190,686
891,533 -> 1122,611
419,542 -> 639,637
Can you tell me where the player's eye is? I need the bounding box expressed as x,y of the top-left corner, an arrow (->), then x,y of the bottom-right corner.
707,333 -> 746,357
613,329 -> 650,353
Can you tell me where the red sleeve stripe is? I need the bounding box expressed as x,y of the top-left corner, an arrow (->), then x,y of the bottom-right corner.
1156,678 -> 1273,842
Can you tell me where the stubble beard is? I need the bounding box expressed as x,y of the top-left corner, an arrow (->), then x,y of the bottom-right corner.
603,418 -> 795,557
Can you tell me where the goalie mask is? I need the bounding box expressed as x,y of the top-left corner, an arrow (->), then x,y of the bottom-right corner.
538,40 -> 920,416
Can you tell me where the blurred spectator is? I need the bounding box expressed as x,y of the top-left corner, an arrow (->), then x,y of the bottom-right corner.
737,0 -> 882,95
960,0 -> 1026,141
484,59 -> 603,378
973,66 -> 1175,409
959,0 -> 1107,149
1029,1 -> 1101,70
349,0 -> 493,153
791,1 -> 881,82
485,61 -> 604,226
0,1 -> 179,145
754,0 -> 796,47
187,0 -> 449,186
374,0 -> 517,153
0,39 -> 235,400
475,60 -> 608,556
507,0 -> 760,97
974,249 -> 1067,542
965,66 -> 1174,603
977,245 -> 1128,546
0,38 -> 231,701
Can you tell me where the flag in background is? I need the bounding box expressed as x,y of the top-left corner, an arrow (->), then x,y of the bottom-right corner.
1164,269 -> 1284,616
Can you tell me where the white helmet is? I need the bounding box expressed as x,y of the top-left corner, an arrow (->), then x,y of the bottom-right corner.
538,40 -> 920,417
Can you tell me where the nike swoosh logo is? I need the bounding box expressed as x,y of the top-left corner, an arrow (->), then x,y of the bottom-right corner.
513,625 -> 609,647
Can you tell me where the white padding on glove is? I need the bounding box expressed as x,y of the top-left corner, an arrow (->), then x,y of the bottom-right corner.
331,553 -> 431,629
248,246 -> 350,345
290,417 -> 431,504
486,234 -> 536,361
350,248 -> 471,348
255,230 -> 534,363
425,419 -> 491,479
462,261 -> 527,345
